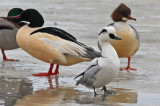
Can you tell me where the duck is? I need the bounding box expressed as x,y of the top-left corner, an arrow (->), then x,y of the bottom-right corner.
75,26 -> 121,96
101,3 -> 139,71
12,9 -> 101,76
0,8 -> 24,61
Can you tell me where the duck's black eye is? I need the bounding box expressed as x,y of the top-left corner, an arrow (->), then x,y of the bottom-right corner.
99,29 -> 107,35
109,33 -> 115,39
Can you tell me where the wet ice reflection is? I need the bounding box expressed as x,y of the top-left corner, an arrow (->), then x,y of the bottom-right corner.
15,76 -> 138,105
0,77 -> 33,106
1,74 -> 160,105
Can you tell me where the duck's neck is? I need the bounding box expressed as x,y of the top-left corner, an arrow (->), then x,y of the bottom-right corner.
7,17 -> 21,24
114,21 -> 126,24
100,41 -> 119,63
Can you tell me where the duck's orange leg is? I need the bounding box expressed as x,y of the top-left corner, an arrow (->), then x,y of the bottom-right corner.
33,64 -> 59,76
1,49 -> 19,61
120,57 -> 136,71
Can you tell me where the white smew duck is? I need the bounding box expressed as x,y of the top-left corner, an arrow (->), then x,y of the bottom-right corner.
75,26 -> 121,96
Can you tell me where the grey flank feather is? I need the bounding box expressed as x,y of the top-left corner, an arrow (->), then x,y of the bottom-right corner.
75,59 -> 100,86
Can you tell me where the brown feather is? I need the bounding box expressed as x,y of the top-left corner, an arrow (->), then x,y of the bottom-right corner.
111,3 -> 131,22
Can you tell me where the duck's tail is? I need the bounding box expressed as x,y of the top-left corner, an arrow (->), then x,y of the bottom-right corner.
77,41 -> 101,59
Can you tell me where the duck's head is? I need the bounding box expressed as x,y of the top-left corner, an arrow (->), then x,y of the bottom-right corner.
99,26 -> 122,41
7,8 -> 23,23
7,8 -> 23,17
8,9 -> 44,28
111,3 -> 136,22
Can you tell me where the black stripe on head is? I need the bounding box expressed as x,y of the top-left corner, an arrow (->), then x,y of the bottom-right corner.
99,29 -> 107,35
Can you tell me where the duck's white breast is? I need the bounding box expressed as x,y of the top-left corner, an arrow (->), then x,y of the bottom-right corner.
93,57 -> 119,88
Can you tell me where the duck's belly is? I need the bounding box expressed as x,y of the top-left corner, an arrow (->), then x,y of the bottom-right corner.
23,45 -> 90,66
19,37 -> 90,66
0,30 -> 19,50
22,39 -> 64,64
60,55 -> 91,66
93,63 -> 119,88
110,29 -> 139,58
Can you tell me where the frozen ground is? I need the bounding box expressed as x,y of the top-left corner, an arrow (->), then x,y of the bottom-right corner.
0,0 -> 160,106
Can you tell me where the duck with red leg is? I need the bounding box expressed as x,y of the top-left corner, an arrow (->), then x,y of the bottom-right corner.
0,8 -> 25,61
100,3 -> 140,71
11,9 -> 101,76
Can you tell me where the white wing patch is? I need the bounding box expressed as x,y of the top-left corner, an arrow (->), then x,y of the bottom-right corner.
39,37 -> 87,57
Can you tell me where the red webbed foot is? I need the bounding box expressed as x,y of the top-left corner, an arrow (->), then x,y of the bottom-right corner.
120,67 -> 137,72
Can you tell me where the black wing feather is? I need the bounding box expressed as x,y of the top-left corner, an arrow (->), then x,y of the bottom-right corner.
30,27 -> 77,43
